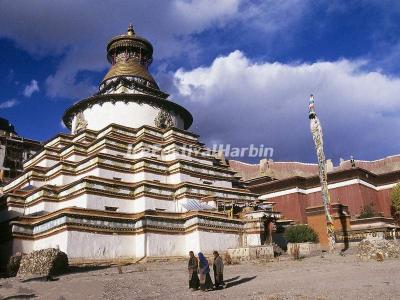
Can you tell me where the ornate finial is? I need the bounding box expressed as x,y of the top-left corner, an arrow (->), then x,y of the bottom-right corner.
308,94 -> 316,119
350,155 -> 356,168
127,24 -> 135,36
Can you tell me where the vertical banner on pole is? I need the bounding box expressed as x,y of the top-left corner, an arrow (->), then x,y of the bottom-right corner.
309,95 -> 336,251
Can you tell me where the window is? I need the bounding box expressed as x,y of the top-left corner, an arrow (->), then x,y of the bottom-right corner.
105,206 -> 118,212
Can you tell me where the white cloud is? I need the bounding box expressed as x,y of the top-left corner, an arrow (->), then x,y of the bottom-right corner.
239,0 -> 310,34
173,0 -> 240,33
173,51 -> 400,161
23,79 -> 39,97
0,1 -> 313,100
0,0 -> 242,99
0,99 -> 19,109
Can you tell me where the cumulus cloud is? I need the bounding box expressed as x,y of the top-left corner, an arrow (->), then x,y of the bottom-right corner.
0,0 -> 242,99
172,0 -> 240,33
23,79 -> 39,97
173,51 -> 400,162
0,99 -> 19,109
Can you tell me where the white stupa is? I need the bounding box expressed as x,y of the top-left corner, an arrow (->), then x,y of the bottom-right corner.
0,26 -> 279,263
63,24 -> 192,133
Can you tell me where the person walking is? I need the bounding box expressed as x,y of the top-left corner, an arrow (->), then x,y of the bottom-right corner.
213,251 -> 224,289
198,252 -> 214,291
188,251 -> 200,290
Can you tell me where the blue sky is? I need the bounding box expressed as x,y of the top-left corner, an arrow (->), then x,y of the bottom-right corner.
0,0 -> 400,163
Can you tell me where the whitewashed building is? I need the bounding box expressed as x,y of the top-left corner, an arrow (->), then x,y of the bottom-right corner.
0,26 -> 279,262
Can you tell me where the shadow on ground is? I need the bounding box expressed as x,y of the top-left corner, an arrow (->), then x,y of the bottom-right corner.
64,265 -> 110,276
224,276 -> 240,283
225,276 -> 257,288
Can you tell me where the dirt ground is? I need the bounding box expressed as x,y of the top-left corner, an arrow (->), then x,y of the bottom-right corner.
1,253 -> 400,300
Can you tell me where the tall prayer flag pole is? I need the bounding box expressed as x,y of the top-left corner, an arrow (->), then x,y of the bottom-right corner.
309,94 -> 335,251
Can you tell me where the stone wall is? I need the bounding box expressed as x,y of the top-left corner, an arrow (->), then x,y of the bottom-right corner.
287,242 -> 321,257
227,245 -> 274,261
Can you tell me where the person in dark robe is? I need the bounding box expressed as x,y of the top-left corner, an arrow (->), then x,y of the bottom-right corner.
198,252 -> 214,291
213,251 -> 224,289
188,251 -> 200,290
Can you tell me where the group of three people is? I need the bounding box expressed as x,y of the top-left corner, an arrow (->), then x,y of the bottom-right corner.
188,251 -> 224,291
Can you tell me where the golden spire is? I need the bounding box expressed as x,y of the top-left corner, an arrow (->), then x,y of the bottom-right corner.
127,24 -> 135,36
102,25 -> 156,87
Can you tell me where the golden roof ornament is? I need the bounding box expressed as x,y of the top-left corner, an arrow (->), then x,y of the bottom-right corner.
127,24 -> 135,36
102,23 -> 155,85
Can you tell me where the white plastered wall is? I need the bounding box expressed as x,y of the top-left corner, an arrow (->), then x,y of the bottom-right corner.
145,232 -> 186,257
196,230 -> 241,253
24,196 -> 88,215
21,194 -> 177,215
66,231 -> 137,259
64,154 -> 86,163
246,233 -> 262,246
72,102 -> 185,132
133,196 -> 175,212
85,194 -> 134,212
11,226 -> 252,259
36,159 -> 58,168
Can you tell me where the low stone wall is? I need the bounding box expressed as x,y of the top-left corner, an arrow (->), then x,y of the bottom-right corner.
227,245 -> 274,261
350,217 -> 398,230
287,242 -> 320,257
336,227 -> 399,245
